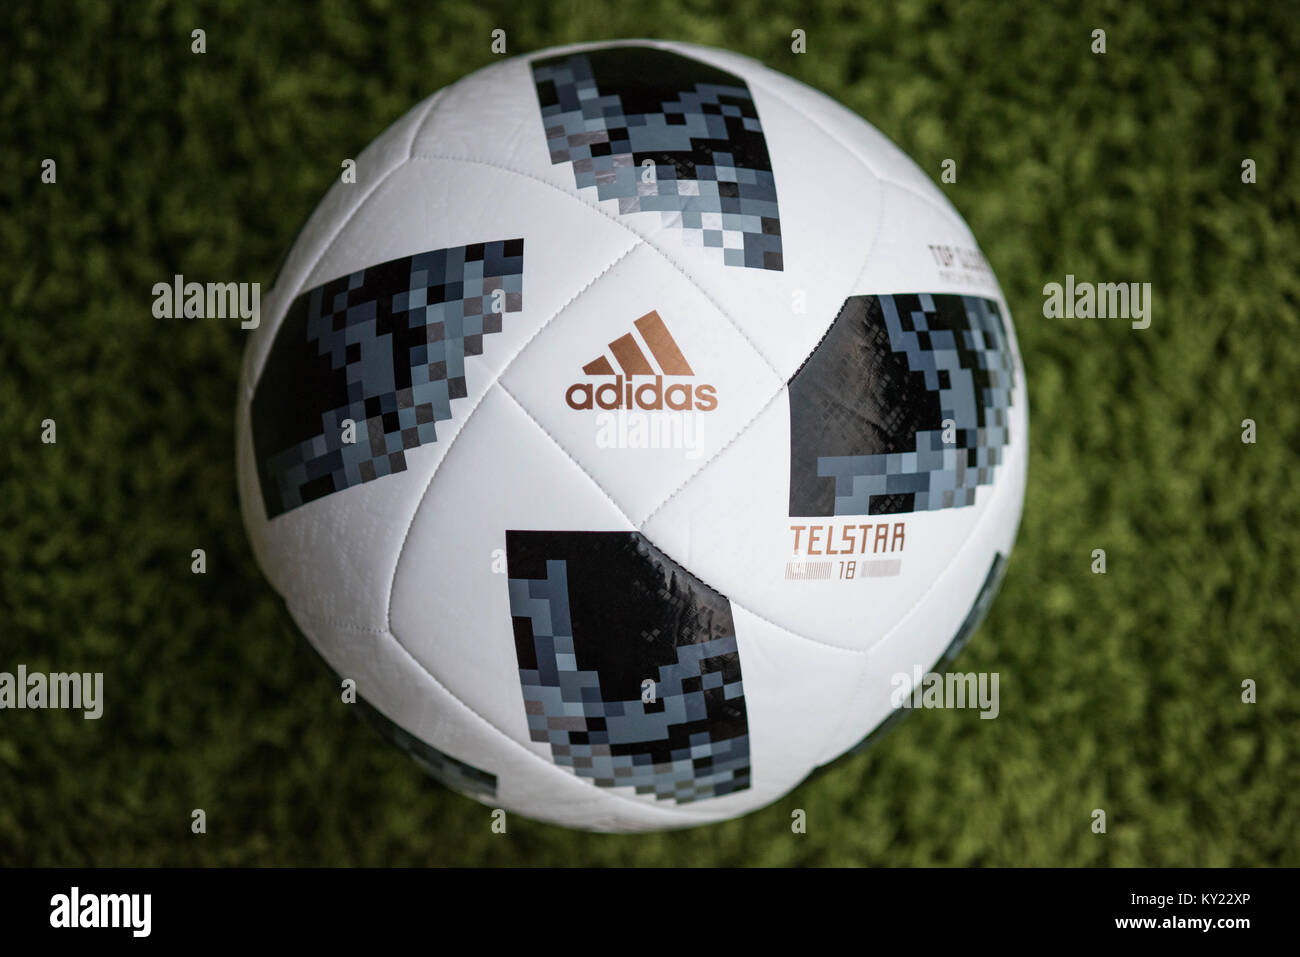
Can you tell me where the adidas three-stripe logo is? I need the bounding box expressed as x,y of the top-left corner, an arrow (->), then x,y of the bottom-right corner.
582,311 -> 695,377
565,311 -> 718,412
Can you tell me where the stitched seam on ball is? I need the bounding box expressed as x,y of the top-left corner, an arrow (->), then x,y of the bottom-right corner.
743,73 -> 967,231
384,237 -> 643,634
635,384 -> 786,530
495,381 -> 861,656
244,92 -> 447,399
408,86 -> 451,160
288,605 -> 391,635
404,153 -> 784,381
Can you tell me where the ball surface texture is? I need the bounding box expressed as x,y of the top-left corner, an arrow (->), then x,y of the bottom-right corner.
237,40 -> 1028,831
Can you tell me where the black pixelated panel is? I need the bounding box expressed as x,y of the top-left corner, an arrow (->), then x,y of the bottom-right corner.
507,530 -> 750,802
250,241 -> 523,518
788,293 -> 1015,517
559,47 -> 774,175
789,296 -> 941,515
532,46 -> 782,270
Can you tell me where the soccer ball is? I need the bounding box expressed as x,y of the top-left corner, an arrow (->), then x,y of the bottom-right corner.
237,40 -> 1027,831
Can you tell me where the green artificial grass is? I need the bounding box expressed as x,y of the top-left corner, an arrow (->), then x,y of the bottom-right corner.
1,0 -> 1297,866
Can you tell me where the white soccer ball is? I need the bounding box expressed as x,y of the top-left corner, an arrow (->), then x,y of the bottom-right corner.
237,40 -> 1027,832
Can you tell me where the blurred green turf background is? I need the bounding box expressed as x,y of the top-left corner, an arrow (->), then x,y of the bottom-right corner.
2,0 -> 1297,866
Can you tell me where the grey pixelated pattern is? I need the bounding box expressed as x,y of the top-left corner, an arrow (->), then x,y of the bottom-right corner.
531,47 -> 783,270
357,698 -> 497,800
506,531 -> 750,803
251,240 -> 524,518
815,295 -> 1014,515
